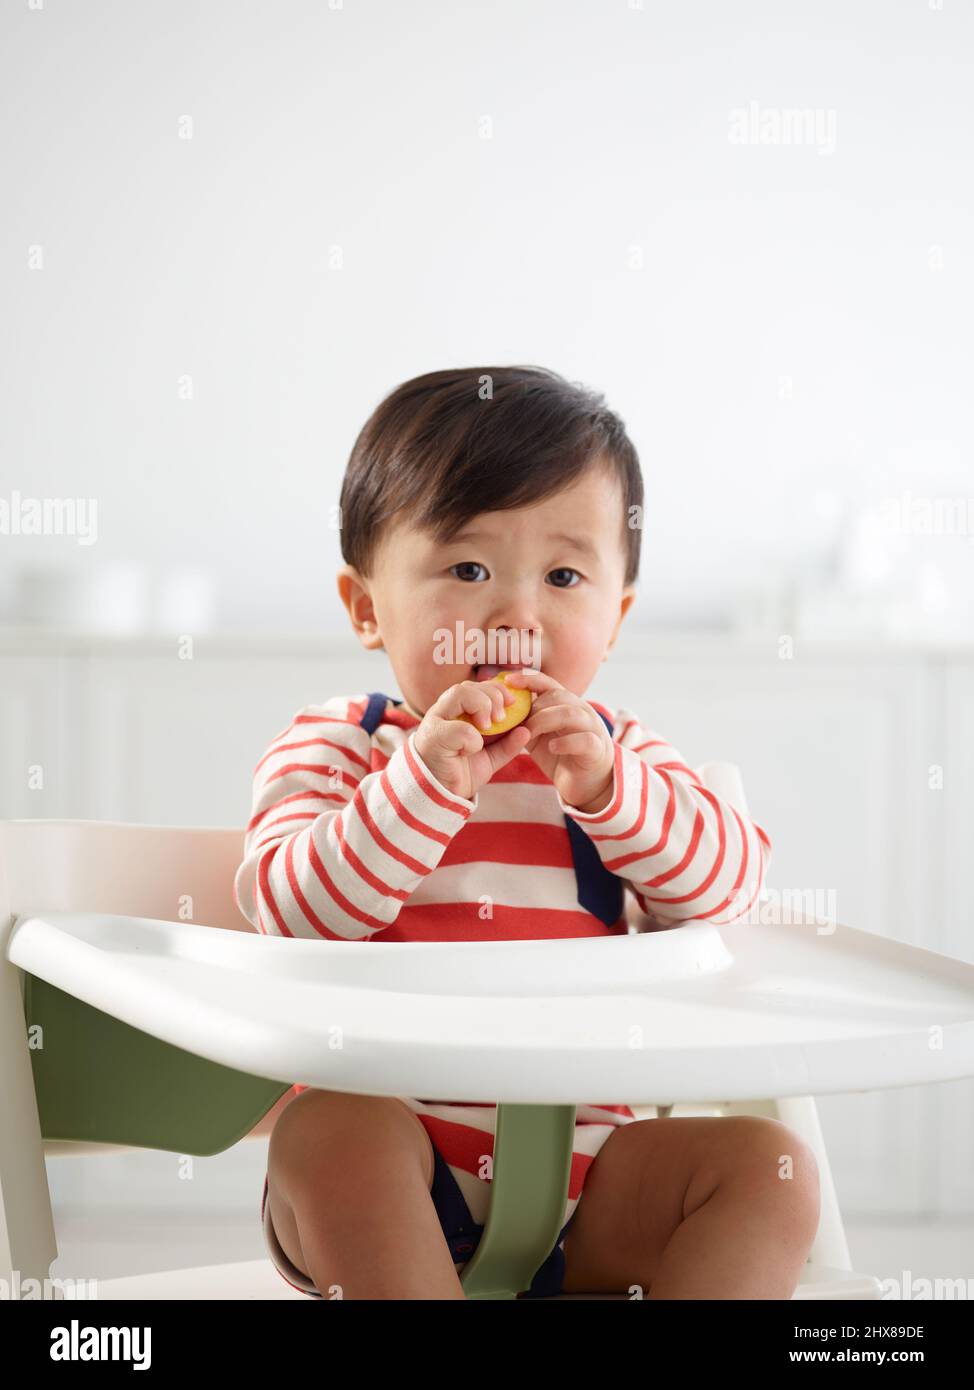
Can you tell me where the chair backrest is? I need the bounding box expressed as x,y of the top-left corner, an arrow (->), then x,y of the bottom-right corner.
0,820 -> 249,934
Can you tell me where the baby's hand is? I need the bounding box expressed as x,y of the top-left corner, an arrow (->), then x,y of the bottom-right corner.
504,670 -> 615,813
412,680 -> 533,801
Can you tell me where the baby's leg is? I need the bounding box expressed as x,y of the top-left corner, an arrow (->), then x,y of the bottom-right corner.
266,1088 -> 465,1300
561,1115 -> 821,1299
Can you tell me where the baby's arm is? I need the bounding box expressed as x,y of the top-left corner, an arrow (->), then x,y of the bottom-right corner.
233,696 -> 475,940
558,707 -> 771,928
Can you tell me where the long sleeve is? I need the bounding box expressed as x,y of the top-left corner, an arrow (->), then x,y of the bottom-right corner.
233,696 -> 477,940
556,707 -> 772,928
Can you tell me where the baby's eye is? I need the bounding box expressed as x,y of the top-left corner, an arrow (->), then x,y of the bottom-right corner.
546,568 -> 581,588
450,561 -> 490,582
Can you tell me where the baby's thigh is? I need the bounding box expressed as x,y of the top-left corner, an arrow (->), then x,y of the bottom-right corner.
266,1088 -> 436,1277
561,1115 -> 818,1295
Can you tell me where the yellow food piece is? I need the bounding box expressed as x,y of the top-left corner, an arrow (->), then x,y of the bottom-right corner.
457,672 -> 534,739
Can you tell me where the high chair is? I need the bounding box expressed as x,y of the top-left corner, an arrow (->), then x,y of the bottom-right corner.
4,761 -> 974,1301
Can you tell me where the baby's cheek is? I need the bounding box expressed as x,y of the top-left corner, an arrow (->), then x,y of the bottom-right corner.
555,622 -> 608,677
550,614 -> 603,661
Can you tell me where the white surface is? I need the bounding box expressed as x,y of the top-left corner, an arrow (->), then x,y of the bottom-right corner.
81,1258 -> 879,1302
46,1178 -> 974,1292
9,907 -> 974,1106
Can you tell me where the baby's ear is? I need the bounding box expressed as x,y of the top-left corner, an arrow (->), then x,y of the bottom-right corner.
337,565 -> 384,650
605,584 -> 636,655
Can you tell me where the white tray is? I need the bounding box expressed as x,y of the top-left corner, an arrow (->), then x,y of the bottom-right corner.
9,909 -> 974,1104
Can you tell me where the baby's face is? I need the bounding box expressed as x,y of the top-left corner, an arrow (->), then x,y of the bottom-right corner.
339,463 -> 636,717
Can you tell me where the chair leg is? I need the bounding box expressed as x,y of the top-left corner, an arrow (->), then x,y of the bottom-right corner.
0,956 -> 59,1294
720,1095 -> 853,1271
460,1104 -> 576,1300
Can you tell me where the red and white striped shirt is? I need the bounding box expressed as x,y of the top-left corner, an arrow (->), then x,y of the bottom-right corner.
234,692 -> 771,1233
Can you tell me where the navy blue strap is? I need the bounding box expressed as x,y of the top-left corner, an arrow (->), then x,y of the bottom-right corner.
429,1143 -> 571,1291
359,691 -> 394,735
564,707 -> 623,928
429,1147 -> 484,1263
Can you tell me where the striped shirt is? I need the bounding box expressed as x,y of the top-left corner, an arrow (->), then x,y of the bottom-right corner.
234,692 -> 772,1234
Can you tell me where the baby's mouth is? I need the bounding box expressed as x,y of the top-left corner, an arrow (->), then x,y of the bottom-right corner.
471,633 -> 543,683
472,660 -> 541,682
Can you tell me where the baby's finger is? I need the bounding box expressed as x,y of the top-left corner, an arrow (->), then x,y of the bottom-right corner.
434,681 -> 497,731
547,731 -> 605,758
485,681 -> 510,721
502,669 -> 562,694
472,680 -> 510,726
472,679 -> 517,724
482,723 -> 533,775
520,687 -> 576,716
478,676 -> 516,706
425,712 -> 484,754
523,704 -> 596,738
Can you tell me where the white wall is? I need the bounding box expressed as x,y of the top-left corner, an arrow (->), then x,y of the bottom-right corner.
2,0 -> 973,638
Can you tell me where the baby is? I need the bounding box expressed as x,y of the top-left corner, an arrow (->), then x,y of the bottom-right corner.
234,365 -> 820,1300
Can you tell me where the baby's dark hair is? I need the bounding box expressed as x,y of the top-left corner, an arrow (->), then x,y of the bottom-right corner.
338,366 -> 643,584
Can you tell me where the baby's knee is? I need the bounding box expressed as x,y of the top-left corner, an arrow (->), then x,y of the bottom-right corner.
269,1089 -> 433,1198
723,1117 -> 821,1223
